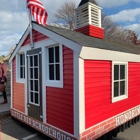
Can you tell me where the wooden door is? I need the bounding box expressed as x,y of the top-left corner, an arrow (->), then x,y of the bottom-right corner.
27,48 -> 43,122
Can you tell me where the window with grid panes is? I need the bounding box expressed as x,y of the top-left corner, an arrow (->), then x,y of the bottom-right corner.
112,62 -> 128,102
19,54 -> 25,79
48,46 -> 60,80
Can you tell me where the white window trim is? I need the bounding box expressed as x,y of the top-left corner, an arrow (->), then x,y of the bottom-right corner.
16,52 -> 26,83
46,44 -> 63,88
112,61 -> 128,103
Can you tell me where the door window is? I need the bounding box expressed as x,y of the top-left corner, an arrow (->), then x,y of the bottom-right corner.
28,54 -> 40,105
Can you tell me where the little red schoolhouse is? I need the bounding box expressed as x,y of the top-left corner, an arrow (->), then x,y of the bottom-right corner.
9,0 -> 140,140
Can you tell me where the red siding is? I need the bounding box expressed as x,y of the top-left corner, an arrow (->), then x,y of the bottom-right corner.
22,29 -> 49,46
12,57 -> 25,113
46,46 -> 74,134
85,61 -> 140,129
75,25 -> 104,39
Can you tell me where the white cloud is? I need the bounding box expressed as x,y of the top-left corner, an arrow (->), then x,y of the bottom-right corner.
109,8 -> 140,22
0,11 -> 28,32
0,11 -> 29,55
0,34 -> 21,56
96,0 -> 130,8
97,0 -> 140,8
0,0 -> 26,12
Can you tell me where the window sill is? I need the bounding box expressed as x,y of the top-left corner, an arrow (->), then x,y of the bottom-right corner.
16,79 -> 25,84
46,80 -> 63,88
112,95 -> 128,103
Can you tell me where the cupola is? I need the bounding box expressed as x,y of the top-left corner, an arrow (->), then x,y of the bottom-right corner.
75,0 -> 104,39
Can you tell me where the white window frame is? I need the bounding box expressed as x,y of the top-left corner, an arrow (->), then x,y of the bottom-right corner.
28,54 -> 40,106
112,61 -> 128,103
16,52 -> 26,83
46,44 -> 63,88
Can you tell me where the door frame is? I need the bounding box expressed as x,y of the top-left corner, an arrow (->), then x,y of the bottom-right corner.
26,48 -> 43,122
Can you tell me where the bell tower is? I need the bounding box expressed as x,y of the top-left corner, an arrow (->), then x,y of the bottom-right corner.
75,0 -> 104,39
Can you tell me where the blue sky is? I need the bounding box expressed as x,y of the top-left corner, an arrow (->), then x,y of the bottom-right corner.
0,0 -> 140,56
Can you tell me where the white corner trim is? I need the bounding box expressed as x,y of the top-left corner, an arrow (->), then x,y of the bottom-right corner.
25,51 -> 28,115
42,47 -> 47,123
9,27 -> 30,63
80,47 -> 140,62
32,23 -> 82,54
112,61 -> 128,103
10,63 -> 13,108
79,57 -> 85,133
74,52 -> 79,138
74,52 -> 85,138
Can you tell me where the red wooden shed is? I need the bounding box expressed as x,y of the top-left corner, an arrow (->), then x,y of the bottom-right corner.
9,0 -> 140,140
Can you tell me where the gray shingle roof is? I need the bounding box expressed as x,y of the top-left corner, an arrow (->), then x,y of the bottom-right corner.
37,22 -> 140,54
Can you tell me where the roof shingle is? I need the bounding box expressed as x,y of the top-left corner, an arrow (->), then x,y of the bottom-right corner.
38,22 -> 140,54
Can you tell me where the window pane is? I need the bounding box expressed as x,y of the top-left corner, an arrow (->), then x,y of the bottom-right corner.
49,48 -> 54,63
30,92 -> 33,102
30,56 -> 33,67
22,54 -> 25,65
20,54 -> 23,65
49,65 -> 54,80
34,55 -> 38,66
35,80 -> 38,92
114,82 -> 119,97
114,65 -> 119,80
30,68 -> 33,79
56,64 -> 60,80
55,46 -> 59,63
120,65 -> 125,79
23,67 -> 25,78
20,67 -> 23,78
34,68 -> 38,79
30,80 -> 33,91
120,81 -> 125,95
35,93 -> 39,104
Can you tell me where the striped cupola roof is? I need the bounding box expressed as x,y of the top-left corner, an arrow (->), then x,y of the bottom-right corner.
78,0 -> 98,7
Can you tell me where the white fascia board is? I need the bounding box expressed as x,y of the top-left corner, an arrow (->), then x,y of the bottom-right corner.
9,27 -> 30,63
32,23 -> 82,54
18,39 -> 57,53
80,46 -> 140,62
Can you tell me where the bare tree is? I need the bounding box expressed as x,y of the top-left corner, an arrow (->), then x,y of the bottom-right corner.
9,46 -> 15,54
53,1 -> 76,30
102,13 -> 140,45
